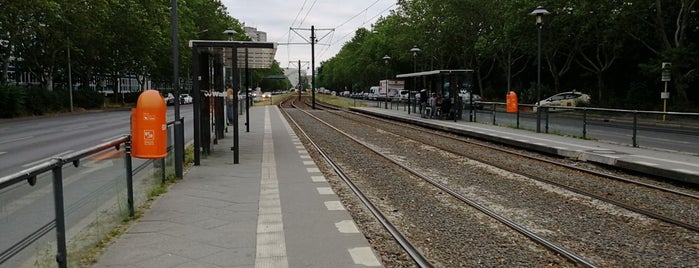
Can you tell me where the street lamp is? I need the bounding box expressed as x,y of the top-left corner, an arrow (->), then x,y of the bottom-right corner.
530,6 -> 549,133
382,55 -> 391,109
410,45 -> 421,115
223,29 -> 236,41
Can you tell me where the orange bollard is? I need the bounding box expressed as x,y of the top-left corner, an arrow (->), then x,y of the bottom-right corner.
131,90 -> 167,159
506,91 -> 518,113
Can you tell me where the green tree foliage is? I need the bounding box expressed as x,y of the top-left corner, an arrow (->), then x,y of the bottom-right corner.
0,0 -> 288,116
318,0 -> 698,110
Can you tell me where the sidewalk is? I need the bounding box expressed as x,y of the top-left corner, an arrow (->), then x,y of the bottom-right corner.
92,106 -> 381,268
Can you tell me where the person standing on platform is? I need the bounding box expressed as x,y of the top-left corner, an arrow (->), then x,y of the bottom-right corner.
419,88 -> 428,118
226,87 -> 235,125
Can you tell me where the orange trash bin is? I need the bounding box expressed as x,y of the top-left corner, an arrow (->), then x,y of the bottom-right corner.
506,91 -> 518,113
131,90 -> 167,159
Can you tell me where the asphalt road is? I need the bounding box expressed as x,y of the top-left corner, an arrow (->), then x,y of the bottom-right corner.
0,105 -> 196,266
0,105 -> 195,178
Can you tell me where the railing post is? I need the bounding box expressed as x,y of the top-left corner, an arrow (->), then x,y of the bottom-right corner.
492,104 -> 496,125
51,163 -> 68,268
633,111 -> 638,147
125,138 -> 134,218
516,105 -> 520,129
545,108 -> 550,133
582,108 -> 588,139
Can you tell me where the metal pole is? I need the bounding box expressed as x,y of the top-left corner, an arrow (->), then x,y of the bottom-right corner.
125,139 -> 134,217
311,25 -> 316,110
536,22 -> 542,133
67,38 -> 73,112
171,0 -> 183,178
52,165 -> 68,268
411,56 -> 416,115
245,48 -> 250,133
662,81 -> 668,121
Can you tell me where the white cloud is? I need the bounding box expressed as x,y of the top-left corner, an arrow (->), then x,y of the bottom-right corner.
221,0 -> 396,68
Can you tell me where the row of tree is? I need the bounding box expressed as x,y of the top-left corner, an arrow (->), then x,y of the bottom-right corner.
0,0 -> 289,105
316,0 -> 698,110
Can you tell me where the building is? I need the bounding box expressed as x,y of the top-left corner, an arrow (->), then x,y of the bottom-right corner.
242,24 -> 267,42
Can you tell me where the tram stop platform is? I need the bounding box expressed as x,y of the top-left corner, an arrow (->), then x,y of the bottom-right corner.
350,106 -> 699,185
92,105 -> 382,268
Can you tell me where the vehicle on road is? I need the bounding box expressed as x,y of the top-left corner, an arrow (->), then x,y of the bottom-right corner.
459,90 -> 483,109
164,93 -> 175,105
179,93 -> 192,104
535,91 -> 591,111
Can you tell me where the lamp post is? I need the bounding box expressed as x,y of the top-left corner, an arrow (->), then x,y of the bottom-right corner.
382,55 -> 391,109
410,45 -> 421,115
530,6 -> 550,133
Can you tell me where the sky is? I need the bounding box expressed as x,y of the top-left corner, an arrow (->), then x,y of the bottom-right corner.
221,0 -> 397,70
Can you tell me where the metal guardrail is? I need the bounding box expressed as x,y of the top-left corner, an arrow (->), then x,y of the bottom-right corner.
0,118 -> 184,268
471,101 -> 699,151
365,97 -> 699,153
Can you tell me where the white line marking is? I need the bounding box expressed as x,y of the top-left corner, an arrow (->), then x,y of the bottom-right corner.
300,155 -> 311,159
297,150 -> 306,154
306,167 -> 321,173
335,220 -> 360,234
325,201 -> 345,211
635,155 -> 699,168
316,187 -> 334,195
348,247 -> 381,266
0,135 -> 34,145
311,176 -> 326,182
295,146 -> 304,149
634,161 -> 659,166
255,107 -> 289,268
22,150 -> 74,167
0,151 -> 5,156
303,161 -> 315,166
673,169 -> 699,175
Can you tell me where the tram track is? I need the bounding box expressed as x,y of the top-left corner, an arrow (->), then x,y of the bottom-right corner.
278,96 -> 697,266
322,107 -> 699,233
282,99 -> 586,267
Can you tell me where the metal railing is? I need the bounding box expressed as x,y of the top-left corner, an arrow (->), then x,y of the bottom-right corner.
0,119 -> 183,268
366,97 -> 699,154
470,102 -> 699,153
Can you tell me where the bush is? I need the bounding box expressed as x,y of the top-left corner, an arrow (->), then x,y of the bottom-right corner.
0,85 -> 108,118
0,85 -> 27,118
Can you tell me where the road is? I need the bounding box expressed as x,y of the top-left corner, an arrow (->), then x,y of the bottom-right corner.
0,105 -> 195,267
0,105 -> 195,178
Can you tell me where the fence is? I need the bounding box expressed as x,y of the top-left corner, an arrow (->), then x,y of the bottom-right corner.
0,119 -> 183,268
366,98 -> 699,154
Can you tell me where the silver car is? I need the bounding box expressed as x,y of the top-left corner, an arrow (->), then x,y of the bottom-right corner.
535,91 -> 591,110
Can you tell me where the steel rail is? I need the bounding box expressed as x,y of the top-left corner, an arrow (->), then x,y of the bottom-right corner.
289,103 -> 597,268
280,102 -> 433,267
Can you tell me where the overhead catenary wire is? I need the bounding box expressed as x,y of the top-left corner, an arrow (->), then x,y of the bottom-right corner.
318,3 -> 395,59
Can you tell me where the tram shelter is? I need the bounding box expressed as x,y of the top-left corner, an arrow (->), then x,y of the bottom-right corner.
189,40 -> 277,165
396,69 -> 474,121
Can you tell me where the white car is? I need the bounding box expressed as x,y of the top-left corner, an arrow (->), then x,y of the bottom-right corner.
179,93 -> 193,104
536,91 -> 591,110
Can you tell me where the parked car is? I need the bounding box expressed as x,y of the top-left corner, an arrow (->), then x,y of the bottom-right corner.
261,92 -> 272,99
459,90 -> 483,109
179,93 -> 192,104
164,93 -> 175,105
535,91 -> 591,111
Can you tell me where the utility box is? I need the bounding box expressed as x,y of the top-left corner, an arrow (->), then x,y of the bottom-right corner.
506,91 -> 518,113
131,90 -> 167,159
